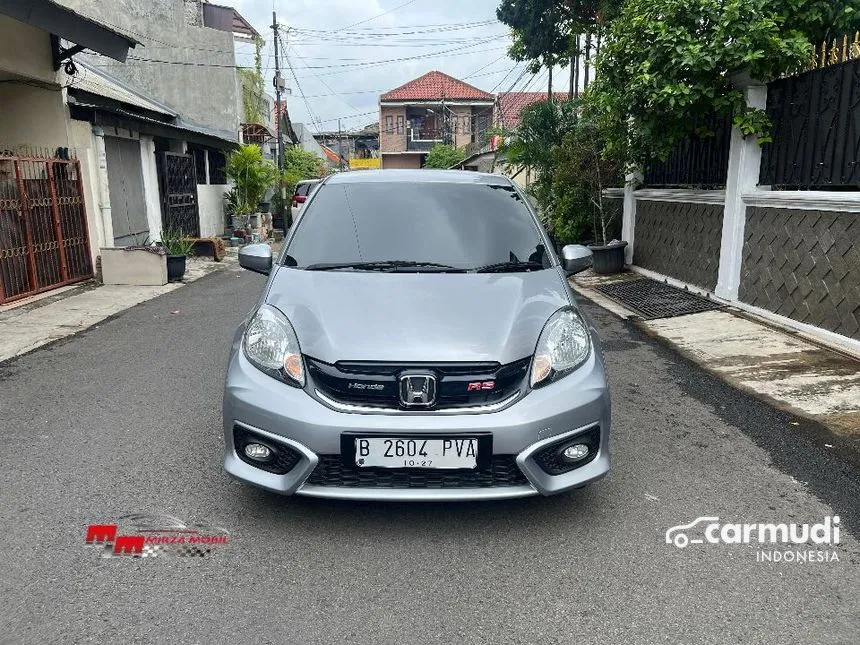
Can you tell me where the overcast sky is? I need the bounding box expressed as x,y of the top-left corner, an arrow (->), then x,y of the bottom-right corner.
228,0 -> 563,133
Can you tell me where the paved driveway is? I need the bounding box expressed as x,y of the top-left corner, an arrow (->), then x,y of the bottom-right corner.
1,269 -> 857,644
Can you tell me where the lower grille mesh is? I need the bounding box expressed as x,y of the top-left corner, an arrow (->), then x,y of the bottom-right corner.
307,456 -> 529,489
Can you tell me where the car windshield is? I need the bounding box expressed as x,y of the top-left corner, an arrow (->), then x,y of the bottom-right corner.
284,181 -> 551,271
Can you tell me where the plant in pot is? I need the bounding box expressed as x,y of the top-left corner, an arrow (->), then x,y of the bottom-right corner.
225,144 -> 278,237
223,187 -> 249,232
159,228 -> 195,281
550,113 -> 626,274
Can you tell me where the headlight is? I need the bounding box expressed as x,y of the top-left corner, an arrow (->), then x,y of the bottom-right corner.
243,304 -> 305,387
530,307 -> 591,388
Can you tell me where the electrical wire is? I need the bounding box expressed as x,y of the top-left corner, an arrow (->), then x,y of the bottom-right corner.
327,0 -> 421,32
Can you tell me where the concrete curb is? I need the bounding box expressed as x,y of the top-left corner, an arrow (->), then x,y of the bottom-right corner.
571,271 -> 860,443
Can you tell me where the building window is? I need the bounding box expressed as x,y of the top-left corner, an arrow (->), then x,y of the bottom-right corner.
396,115 -> 404,134
208,149 -> 227,184
462,115 -> 471,135
385,116 -> 394,134
189,147 -> 207,184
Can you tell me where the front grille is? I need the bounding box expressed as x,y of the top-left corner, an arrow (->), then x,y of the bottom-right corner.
306,357 -> 529,410
533,427 -> 600,475
233,426 -> 302,475
306,455 -> 529,488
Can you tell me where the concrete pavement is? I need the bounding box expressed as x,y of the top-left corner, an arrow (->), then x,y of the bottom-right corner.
0,253 -> 237,364
0,267 -> 858,644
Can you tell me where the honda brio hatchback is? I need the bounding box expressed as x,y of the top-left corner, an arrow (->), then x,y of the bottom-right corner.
223,169 -> 611,500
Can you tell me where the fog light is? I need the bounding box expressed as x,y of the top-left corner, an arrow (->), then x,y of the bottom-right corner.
244,442 -> 272,461
562,443 -> 590,461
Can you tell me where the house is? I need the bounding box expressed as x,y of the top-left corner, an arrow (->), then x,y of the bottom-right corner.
63,0 -> 253,240
495,91 -> 570,130
314,123 -> 380,170
0,0 -> 255,304
378,71 -> 495,169
451,91 -> 570,190
0,0 -> 138,304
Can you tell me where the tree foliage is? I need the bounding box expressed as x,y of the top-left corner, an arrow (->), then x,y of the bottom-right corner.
503,99 -> 620,245
504,100 -> 579,177
283,146 -> 324,181
423,144 -> 467,168
587,0 -> 860,165
496,0 -> 621,74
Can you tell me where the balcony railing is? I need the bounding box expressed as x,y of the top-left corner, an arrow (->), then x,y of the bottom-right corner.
407,128 -> 443,151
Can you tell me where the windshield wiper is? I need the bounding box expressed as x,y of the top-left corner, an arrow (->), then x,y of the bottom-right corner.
472,260 -> 546,273
304,260 -> 465,272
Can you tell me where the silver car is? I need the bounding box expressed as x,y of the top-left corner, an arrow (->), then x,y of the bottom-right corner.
223,170 -> 611,501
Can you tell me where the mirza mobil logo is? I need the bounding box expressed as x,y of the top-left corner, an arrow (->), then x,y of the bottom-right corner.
85,513 -> 229,559
665,516 -> 841,563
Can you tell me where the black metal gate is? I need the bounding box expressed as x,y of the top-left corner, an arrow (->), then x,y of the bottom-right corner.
0,152 -> 93,305
761,58 -> 860,188
159,152 -> 199,236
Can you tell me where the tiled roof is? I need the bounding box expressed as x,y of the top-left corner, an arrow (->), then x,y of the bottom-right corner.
381,71 -> 494,101
497,92 -> 572,128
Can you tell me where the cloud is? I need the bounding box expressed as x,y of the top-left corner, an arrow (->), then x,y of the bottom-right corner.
229,0 -> 525,132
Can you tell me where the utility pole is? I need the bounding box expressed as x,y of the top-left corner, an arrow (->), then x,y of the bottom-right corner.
272,11 -> 285,171
338,118 -> 343,171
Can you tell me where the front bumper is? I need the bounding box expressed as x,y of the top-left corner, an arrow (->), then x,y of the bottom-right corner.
223,343 -> 611,501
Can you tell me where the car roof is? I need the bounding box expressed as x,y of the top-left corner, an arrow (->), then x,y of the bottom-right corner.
324,169 -> 512,186
296,179 -> 320,185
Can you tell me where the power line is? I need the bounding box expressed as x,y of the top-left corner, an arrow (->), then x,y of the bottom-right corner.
88,37 -> 509,74
291,19 -> 496,33
283,38 -> 323,134
331,0 -> 421,31
288,45 -> 366,117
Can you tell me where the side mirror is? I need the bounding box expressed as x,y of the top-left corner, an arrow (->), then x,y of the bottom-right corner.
238,243 -> 273,275
561,244 -> 592,276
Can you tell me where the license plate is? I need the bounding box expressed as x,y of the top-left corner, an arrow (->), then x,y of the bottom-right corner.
355,437 -> 478,469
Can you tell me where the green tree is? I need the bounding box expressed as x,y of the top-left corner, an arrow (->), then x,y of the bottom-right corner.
423,144 -> 467,168
282,146 -> 324,180
496,0 -> 620,92
504,99 -> 579,179
588,0 -> 860,165
547,115 -> 620,245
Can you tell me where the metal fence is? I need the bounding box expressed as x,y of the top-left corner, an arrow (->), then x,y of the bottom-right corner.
760,57 -> 860,188
0,150 -> 93,305
643,113 -> 732,188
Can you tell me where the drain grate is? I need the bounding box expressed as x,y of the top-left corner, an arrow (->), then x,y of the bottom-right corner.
594,278 -> 723,319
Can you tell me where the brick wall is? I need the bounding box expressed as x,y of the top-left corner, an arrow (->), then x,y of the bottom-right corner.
379,105 -> 406,152
739,207 -> 860,339
381,154 -> 421,169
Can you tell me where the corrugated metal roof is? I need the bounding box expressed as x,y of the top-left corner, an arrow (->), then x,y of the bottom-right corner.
73,61 -> 178,117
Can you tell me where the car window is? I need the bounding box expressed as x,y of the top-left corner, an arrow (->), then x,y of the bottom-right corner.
284,181 -> 550,270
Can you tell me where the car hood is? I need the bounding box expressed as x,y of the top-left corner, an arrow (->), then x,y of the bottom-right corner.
264,267 -> 572,364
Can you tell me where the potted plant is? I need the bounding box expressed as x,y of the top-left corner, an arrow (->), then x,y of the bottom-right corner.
557,114 -> 626,274
225,144 -> 278,231
159,228 -> 195,281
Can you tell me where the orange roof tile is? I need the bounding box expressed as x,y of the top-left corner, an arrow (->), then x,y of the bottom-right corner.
381,71 -> 494,101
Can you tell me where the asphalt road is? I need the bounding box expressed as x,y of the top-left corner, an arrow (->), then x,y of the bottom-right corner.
1,267 -> 858,645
